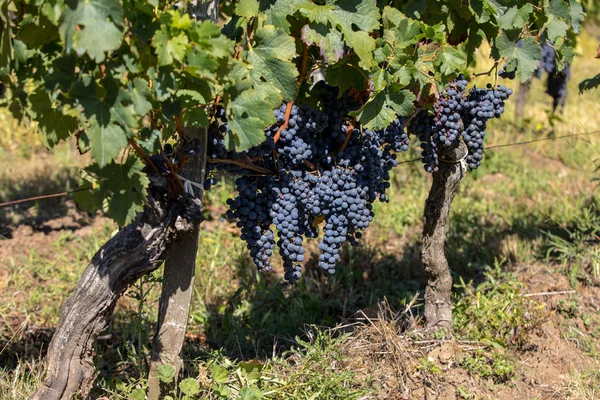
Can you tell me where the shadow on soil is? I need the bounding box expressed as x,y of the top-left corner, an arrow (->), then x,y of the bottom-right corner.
1,205 -> 594,385
0,169 -> 83,238
194,207 -> 588,362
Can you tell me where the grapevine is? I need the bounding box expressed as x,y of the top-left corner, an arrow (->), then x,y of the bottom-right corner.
0,0 -> 586,397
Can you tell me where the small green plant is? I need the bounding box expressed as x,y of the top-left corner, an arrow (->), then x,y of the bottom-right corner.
453,262 -> 548,349
543,207 -> 600,287
461,349 -> 516,383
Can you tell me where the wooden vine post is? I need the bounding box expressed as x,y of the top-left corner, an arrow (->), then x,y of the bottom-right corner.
421,140 -> 468,331
147,2 -> 219,399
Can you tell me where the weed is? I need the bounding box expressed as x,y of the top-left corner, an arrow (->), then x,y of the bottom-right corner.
461,349 -> 516,383
453,262 -> 549,349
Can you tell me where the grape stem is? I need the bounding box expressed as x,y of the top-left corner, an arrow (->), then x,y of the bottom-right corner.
273,101 -> 294,143
208,158 -> 275,175
129,139 -> 183,194
298,43 -> 309,88
303,160 -> 317,170
471,62 -> 499,78
339,124 -> 355,152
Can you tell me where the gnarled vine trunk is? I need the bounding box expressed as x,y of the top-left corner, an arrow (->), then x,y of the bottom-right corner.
30,178 -> 203,400
421,141 -> 467,331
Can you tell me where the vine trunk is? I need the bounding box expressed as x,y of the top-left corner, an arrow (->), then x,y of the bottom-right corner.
421,141 -> 468,331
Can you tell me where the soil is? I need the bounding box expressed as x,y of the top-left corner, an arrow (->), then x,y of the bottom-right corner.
1,205 -> 599,400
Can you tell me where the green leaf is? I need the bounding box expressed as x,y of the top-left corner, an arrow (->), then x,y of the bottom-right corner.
497,4 -> 533,31
296,3 -> 334,24
130,389 -> 146,400
299,0 -> 380,69
542,0 -> 572,42
436,47 -> 467,76
236,0 -> 260,17
88,121 -> 128,167
248,25 -> 298,101
382,7 -> 421,50
81,157 -> 149,226
570,0 -> 585,33
148,66 -> 177,102
239,360 -> 263,385
130,78 -> 152,116
137,128 -> 162,154
170,11 -> 193,31
19,16 -> 59,48
0,1 -> 12,69
227,84 -> 281,150
494,35 -> 541,82
210,365 -> 229,384
27,89 -> 78,148
239,386 -> 264,400
59,0 -> 124,62
265,0 -> 300,32
351,89 -> 415,130
301,23 -> 344,63
327,0 -> 380,69
158,364 -> 176,384
325,60 -> 368,95
181,107 -> 208,127
152,30 -> 189,66
179,378 -> 200,396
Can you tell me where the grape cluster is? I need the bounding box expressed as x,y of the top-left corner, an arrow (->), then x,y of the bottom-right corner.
408,76 -> 512,172
461,84 -> 512,170
433,76 -> 468,147
204,85 -> 410,282
539,41 -> 570,112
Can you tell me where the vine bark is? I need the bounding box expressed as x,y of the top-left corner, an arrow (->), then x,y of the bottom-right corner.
29,177 -> 202,400
421,141 -> 467,331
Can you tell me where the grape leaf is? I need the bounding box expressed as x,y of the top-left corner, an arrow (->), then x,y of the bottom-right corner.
59,0 -> 124,62
351,89 -> 415,130
27,89 -> 79,148
130,78 -> 152,116
542,0 -> 571,42
494,35 -> 541,82
152,30 -> 189,66
148,66 -> 177,102
325,60 -> 368,95
296,3 -> 333,24
436,47 -> 467,76
248,25 -> 298,101
87,157 -> 149,226
226,83 -> 281,151
0,1 -> 13,69
88,119 -> 128,167
382,7 -> 421,50
19,16 -> 59,48
569,0 -> 584,33
181,107 -> 208,127
497,4 -> 533,31
301,23 -> 344,63
236,0 -> 260,17
264,0 -> 300,32
298,0 -> 380,69
542,0 -> 572,42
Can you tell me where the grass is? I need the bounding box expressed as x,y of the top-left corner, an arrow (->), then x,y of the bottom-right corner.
2,28 -> 600,400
